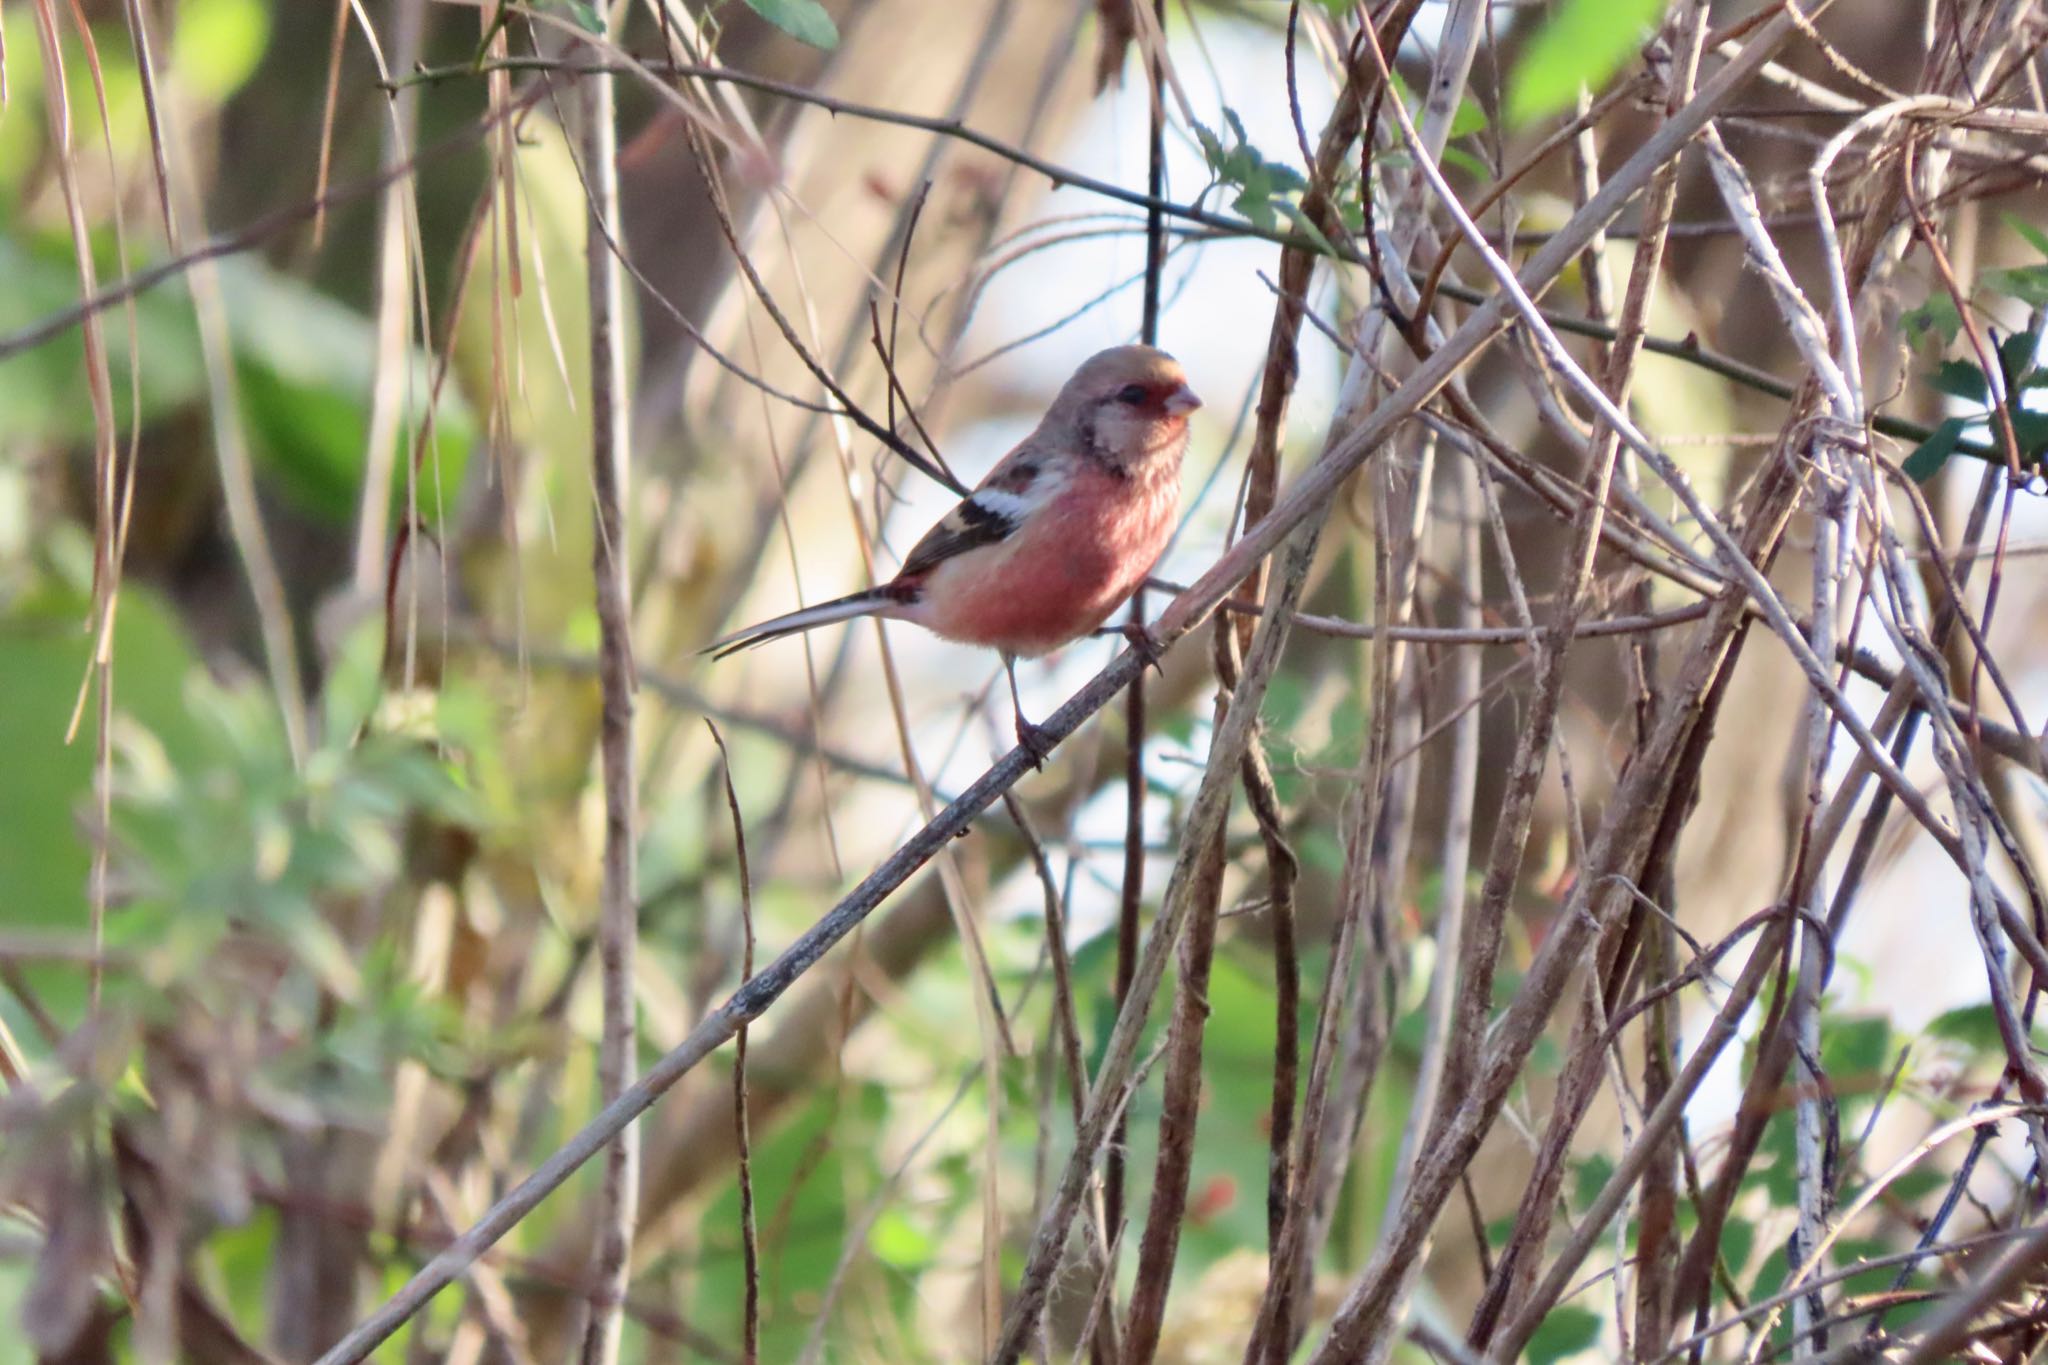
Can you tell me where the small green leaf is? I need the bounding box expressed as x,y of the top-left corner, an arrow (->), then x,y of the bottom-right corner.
1985,264 -> 2048,310
1903,416 -> 1966,482
1903,292 -> 1963,347
1721,1217 -> 1755,1275
1928,1003 -> 2002,1051
1449,96 -> 1489,140
1930,360 -> 1989,403
1891,1166 -> 1950,1202
1527,1305 -> 1603,1365
1275,200 -> 1340,259
170,0 -> 271,102
1998,329 -> 2041,384
1572,1154 -> 1615,1213
1821,1014 -> 1891,1077
1264,158 -> 1308,193
869,1209 -> 934,1269
1442,144 -> 1491,178
2008,409 -> 2048,458
556,0 -> 607,34
2004,212 -> 2048,260
1506,0 -> 1668,127
741,0 -> 838,49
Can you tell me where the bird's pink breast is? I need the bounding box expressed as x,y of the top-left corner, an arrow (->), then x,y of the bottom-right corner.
908,465 -> 1176,657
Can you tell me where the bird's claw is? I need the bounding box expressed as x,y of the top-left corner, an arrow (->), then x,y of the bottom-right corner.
1121,622 -> 1167,675
1015,718 -> 1055,770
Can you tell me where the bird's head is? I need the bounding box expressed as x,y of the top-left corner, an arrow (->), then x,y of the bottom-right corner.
1053,344 -> 1202,475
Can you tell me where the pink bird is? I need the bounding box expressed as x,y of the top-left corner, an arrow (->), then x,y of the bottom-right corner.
706,344 -> 1202,765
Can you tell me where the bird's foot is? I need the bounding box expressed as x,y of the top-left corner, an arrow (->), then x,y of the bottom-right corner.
1015,717 -> 1055,770
1121,621 -> 1168,675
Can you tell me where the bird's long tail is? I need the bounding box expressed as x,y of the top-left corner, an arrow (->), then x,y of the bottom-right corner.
701,588 -> 904,659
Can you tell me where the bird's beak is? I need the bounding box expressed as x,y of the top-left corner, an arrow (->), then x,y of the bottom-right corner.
1162,383 -> 1202,416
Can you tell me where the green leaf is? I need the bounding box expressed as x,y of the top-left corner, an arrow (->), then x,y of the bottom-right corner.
1572,1154 -> 1615,1213
1903,416 -> 1966,482
1903,292 -> 1963,347
1821,1014 -> 1891,1077
2004,212 -> 2048,259
1263,161 -> 1308,196
1449,96 -> 1489,140
1527,1305 -> 1603,1364
1891,1166 -> 1949,1202
2009,410 -> 2048,458
0,584 -> 207,1038
169,0 -> 271,103
218,258 -> 477,523
1235,188 -> 1278,231
1275,200 -> 1340,260
1442,144 -> 1491,179
556,0 -> 607,33
1985,264 -> 2048,310
741,0 -> 838,48
868,1208 -> 935,1269
1930,360 -> 1989,404
1722,1217 -> 1755,1275
1506,0 -> 1668,127
1928,1003 -> 2002,1051
0,234 -> 207,444
1998,328 -> 2040,382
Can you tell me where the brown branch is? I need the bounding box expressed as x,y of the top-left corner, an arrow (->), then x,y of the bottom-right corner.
1120,778 -> 1226,1365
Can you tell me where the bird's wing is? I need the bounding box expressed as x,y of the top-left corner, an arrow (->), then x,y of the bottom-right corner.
898,451 -> 1064,579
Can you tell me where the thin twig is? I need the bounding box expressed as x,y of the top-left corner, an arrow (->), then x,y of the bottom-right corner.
705,724 -> 759,1365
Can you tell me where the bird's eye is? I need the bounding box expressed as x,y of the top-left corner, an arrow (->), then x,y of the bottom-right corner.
1115,383 -> 1150,405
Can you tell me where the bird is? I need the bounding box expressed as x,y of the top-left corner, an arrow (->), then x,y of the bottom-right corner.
704,344 -> 1202,766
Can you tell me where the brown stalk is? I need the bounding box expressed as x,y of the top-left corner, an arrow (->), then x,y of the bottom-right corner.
1470,2 -> 1712,1348
1006,784 -> 1123,1365
1119,763 -> 1228,1365
312,0 -> 349,250
706,724 -> 759,1365
1243,731 -> 1300,1267
1109,0 -> 1172,1281
1208,21 -> 1425,1324
349,0 -> 431,601
51,0 -> 142,1027
1492,919 -> 1795,1362
577,30 -> 639,1364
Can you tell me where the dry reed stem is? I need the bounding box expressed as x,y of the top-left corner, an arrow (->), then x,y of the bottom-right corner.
576,26 -> 639,1363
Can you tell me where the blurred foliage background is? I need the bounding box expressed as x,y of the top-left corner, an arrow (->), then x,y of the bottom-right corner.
3,0 -> 2048,1362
